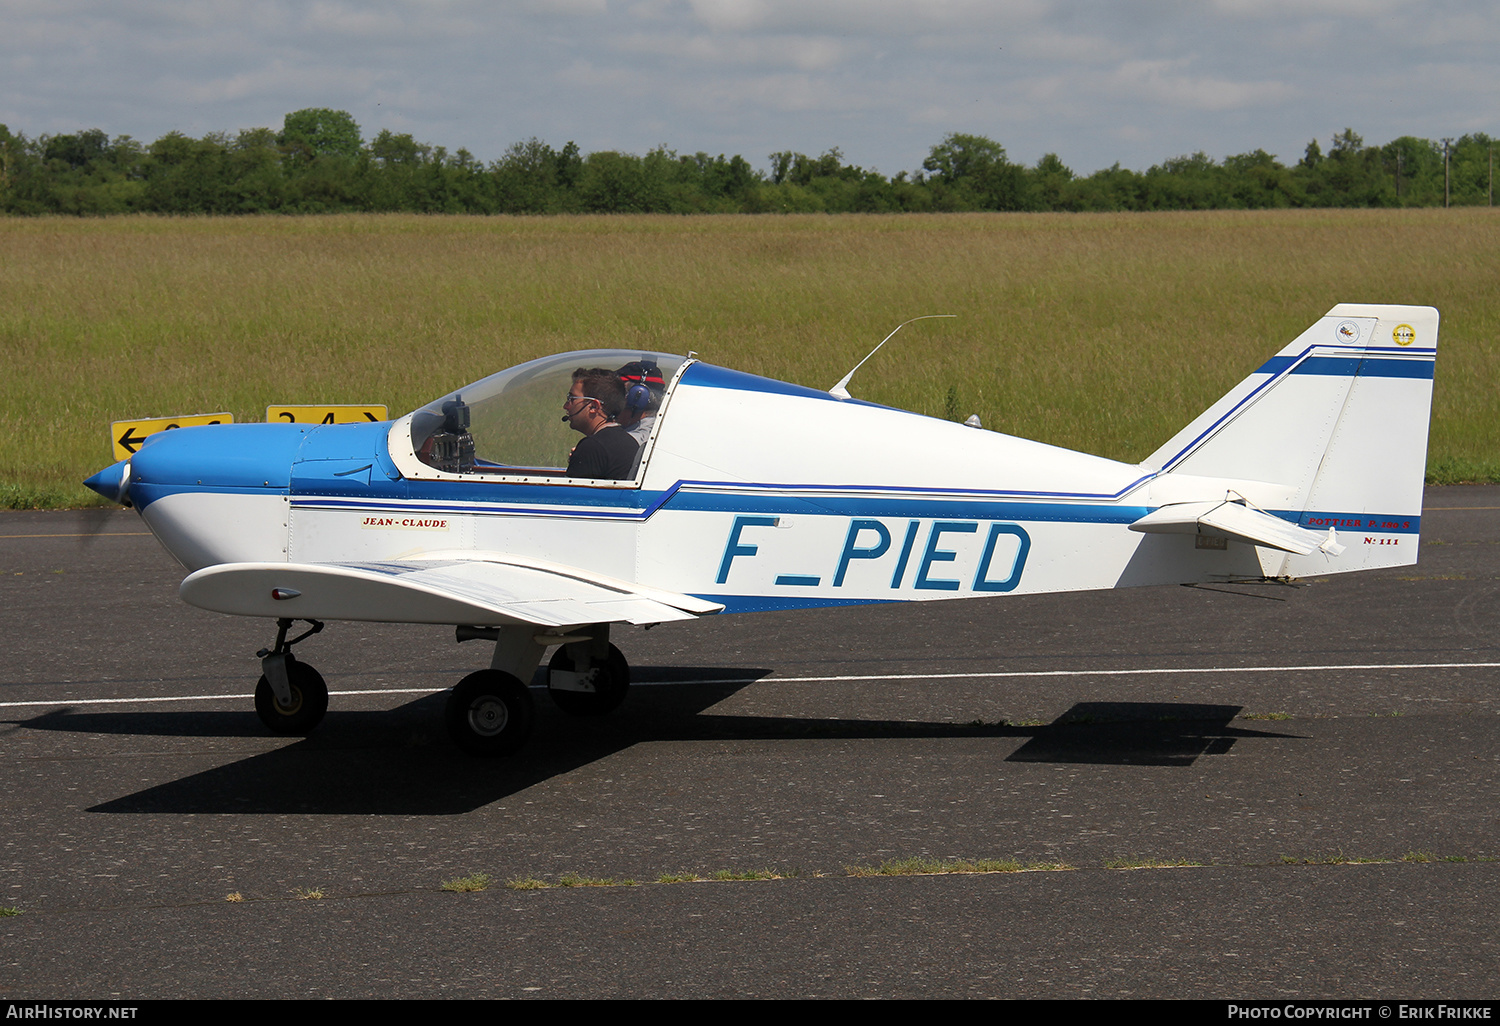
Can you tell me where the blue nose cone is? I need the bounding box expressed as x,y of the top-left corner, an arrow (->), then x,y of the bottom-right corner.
84,460 -> 133,506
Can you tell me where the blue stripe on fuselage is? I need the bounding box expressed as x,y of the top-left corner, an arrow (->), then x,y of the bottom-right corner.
292,492 -> 1420,535
663,491 -> 1152,525
693,593 -> 897,614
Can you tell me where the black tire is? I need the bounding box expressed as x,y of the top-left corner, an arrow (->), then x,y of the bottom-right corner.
445,670 -> 535,757
253,657 -> 329,735
547,643 -> 630,717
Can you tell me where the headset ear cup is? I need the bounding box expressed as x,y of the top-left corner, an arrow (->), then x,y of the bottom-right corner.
626,382 -> 650,412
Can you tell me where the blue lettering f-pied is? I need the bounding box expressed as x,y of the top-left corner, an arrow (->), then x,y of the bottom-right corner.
717,515 -> 778,584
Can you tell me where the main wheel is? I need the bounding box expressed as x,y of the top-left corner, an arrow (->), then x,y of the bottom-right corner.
547,643 -> 630,717
445,670 -> 535,757
253,657 -> 329,735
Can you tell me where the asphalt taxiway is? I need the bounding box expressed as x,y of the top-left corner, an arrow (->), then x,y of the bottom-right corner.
2,488 -> 1498,998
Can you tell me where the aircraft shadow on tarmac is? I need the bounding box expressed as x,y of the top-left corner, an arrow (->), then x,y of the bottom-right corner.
1003,702 -> 1300,766
9,670 -> 1300,816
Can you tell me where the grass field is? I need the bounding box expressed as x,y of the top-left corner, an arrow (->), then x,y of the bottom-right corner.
2,209 -> 1496,507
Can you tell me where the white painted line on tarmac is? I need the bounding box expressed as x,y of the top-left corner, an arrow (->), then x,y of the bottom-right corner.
0,688 -> 440,709
0,532 -> 152,539
744,661 -> 1500,685
2,660 -> 1498,709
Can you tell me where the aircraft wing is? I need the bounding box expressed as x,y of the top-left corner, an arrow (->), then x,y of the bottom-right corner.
1129,500 -> 1345,556
179,555 -> 723,627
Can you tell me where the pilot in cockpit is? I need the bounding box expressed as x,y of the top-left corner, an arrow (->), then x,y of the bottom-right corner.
562,368 -> 639,480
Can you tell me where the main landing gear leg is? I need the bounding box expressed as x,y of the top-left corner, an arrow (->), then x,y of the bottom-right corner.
253,618 -> 329,735
445,623 -> 634,755
547,623 -> 630,717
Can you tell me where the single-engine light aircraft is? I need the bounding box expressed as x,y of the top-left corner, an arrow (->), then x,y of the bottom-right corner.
86,304 -> 1438,756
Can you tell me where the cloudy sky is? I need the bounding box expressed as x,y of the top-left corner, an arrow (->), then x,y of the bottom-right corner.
2,0 -> 1495,177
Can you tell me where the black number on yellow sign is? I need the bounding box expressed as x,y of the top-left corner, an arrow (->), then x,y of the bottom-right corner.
269,406 -> 385,425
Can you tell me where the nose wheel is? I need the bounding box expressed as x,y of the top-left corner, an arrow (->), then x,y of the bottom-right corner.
253,618 -> 328,736
254,656 -> 329,735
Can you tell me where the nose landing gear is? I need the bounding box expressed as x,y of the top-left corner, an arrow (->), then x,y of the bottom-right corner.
254,618 -> 328,735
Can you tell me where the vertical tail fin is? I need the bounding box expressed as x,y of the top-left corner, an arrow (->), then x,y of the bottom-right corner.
1144,304 -> 1438,574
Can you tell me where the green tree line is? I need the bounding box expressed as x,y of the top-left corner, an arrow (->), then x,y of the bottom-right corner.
1,109 -> 1494,215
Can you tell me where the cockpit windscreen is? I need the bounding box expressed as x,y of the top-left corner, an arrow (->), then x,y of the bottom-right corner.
407,349 -> 686,475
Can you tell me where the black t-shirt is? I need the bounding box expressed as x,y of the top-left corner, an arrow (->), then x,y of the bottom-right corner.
565,426 -> 639,480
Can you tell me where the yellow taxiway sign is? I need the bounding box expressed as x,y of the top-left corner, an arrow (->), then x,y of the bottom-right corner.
265,405 -> 388,425
110,413 -> 234,461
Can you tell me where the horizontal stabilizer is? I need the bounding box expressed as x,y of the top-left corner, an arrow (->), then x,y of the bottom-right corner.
1129,500 -> 1343,556
181,557 -> 723,627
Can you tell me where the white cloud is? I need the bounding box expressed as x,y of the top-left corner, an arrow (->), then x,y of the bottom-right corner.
304,1 -> 411,37
682,0 -> 1050,35
1010,29 -> 1125,64
522,0 -> 610,14
171,60 -> 386,105
1109,60 -> 1298,112
1210,0 -> 1406,16
614,30 -> 856,70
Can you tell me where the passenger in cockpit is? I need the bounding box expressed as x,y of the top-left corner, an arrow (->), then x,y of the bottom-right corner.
616,360 -> 664,475
615,360 -> 665,447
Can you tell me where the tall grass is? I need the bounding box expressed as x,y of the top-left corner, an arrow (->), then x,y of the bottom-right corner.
2,209 -> 1496,506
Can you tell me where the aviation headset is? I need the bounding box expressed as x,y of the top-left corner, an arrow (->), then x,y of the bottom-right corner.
617,360 -> 665,414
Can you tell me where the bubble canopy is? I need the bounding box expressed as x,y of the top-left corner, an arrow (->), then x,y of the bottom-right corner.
393,349 -> 688,483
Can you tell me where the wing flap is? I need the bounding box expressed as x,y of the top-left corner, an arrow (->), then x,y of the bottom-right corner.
180,558 -> 722,627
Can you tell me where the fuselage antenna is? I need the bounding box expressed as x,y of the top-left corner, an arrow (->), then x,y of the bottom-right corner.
828,315 -> 956,400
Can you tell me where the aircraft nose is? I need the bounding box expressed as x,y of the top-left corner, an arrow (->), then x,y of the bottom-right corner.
84,460 -> 132,507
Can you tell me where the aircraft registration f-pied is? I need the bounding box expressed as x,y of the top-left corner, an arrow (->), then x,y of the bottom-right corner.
86,304 -> 1438,756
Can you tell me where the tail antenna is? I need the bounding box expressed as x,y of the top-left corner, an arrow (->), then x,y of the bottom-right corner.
828,315 -> 956,400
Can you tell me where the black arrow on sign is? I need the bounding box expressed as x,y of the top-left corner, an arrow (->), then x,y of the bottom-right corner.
116,427 -> 150,453
115,420 -> 217,454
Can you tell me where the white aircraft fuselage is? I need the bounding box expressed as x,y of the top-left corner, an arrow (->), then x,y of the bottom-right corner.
85,305 -> 1438,755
